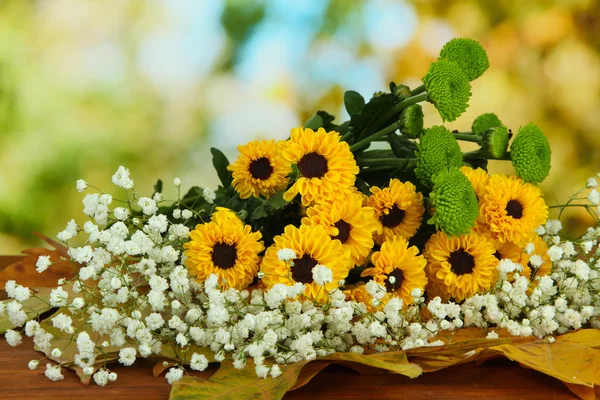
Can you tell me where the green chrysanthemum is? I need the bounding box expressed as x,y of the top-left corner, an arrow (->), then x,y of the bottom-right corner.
415,126 -> 463,187
439,38 -> 490,81
510,123 -> 551,184
422,59 -> 472,122
480,126 -> 509,159
429,168 -> 479,236
399,104 -> 424,139
472,113 -> 503,136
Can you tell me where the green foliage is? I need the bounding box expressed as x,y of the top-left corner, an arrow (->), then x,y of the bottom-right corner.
422,59 -> 472,122
211,148 -> 233,189
350,93 -> 398,141
344,90 -> 365,115
428,168 -> 478,236
303,110 -> 336,131
415,126 -> 463,187
511,123 -> 552,184
438,38 -> 490,81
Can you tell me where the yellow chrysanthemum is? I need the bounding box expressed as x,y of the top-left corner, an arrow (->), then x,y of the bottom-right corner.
519,235 -> 552,283
228,140 -> 291,199
184,208 -> 265,290
279,127 -> 359,206
480,174 -> 548,246
344,281 -> 378,311
260,224 -> 350,302
460,166 -> 489,202
361,236 -> 428,306
367,178 -> 425,244
424,231 -> 497,301
302,192 -> 378,267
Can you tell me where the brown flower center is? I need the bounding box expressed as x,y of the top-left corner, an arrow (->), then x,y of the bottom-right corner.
211,243 -> 237,269
384,269 -> 404,292
506,199 -> 523,219
249,157 -> 273,180
494,251 -> 502,261
381,205 -> 405,228
298,152 -> 328,178
448,249 -> 475,275
332,220 -> 351,243
292,254 -> 318,284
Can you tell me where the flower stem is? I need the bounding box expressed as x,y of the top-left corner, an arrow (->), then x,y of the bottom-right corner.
411,85 -> 426,96
351,121 -> 402,152
341,131 -> 353,142
357,157 -> 417,170
453,133 -> 482,144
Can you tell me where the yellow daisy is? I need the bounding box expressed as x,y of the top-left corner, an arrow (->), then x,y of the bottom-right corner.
301,192 -> 378,267
367,178 -> 425,244
519,235 -> 552,282
361,236 -> 428,306
260,224 -> 350,302
184,208 -> 265,290
228,140 -> 291,199
279,127 -> 359,206
480,174 -> 548,246
424,231 -> 497,301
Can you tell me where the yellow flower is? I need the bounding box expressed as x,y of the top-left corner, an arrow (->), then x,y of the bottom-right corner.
460,166 -> 489,202
184,208 -> 264,290
228,140 -> 291,199
279,127 -> 359,206
367,179 -> 424,244
361,236 -> 428,306
302,192 -> 378,267
344,281 -> 378,311
424,231 -> 497,301
480,174 -> 548,246
260,224 -> 350,302
519,235 -> 552,283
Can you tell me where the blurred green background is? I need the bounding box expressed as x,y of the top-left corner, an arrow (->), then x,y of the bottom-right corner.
1,0 -> 599,254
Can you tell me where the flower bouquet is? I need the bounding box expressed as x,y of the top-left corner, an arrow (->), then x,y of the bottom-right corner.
1,38 -> 599,400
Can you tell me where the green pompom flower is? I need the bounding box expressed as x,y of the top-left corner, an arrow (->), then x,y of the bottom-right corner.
422,59 -> 471,122
392,83 -> 411,101
480,126 -> 509,159
399,104 -> 424,139
415,126 -> 463,186
472,113 -> 503,136
429,168 -> 479,236
510,123 -> 551,184
439,38 -> 490,81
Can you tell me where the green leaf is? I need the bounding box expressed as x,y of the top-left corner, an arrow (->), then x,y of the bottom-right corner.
154,179 -> 163,194
388,133 -> 418,158
344,90 -> 365,115
266,191 -> 288,210
350,93 -> 398,141
303,113 -> 323,130
211,148 -> 233,189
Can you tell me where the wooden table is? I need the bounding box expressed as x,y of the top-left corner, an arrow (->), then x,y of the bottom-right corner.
0,256 -> 577,399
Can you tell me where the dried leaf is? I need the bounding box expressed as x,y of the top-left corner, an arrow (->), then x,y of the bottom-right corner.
0,287 -> 55,334
0,235 -> 76,289
154,361 -> 177,378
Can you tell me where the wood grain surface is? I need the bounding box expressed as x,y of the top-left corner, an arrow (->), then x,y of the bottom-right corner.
0,256 -> 577,399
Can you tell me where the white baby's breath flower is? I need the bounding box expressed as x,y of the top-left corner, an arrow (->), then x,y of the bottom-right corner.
5,329 -> 22,346
190,353 -> 209,371
203,187 -> 216,204
137,197 -> 158,216
165,367 -> 184,384
312,265 -> 333,285
118,348 -> 137,366
45,364 -> 64,381
587,178 -> 598,188
76,179 -> 88,192
112,166 -> 134,189
36,255 -> 52,273
277,248 -> 296,262
588,189 -> 600,205
57,219 -> 78,242
113,207 -> 130,221
173,177 -> 181,187
28,360 -> 39,370
181,209 -> 193,220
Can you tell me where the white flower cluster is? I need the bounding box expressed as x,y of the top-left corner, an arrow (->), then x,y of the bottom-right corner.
2,169 -> 599,386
